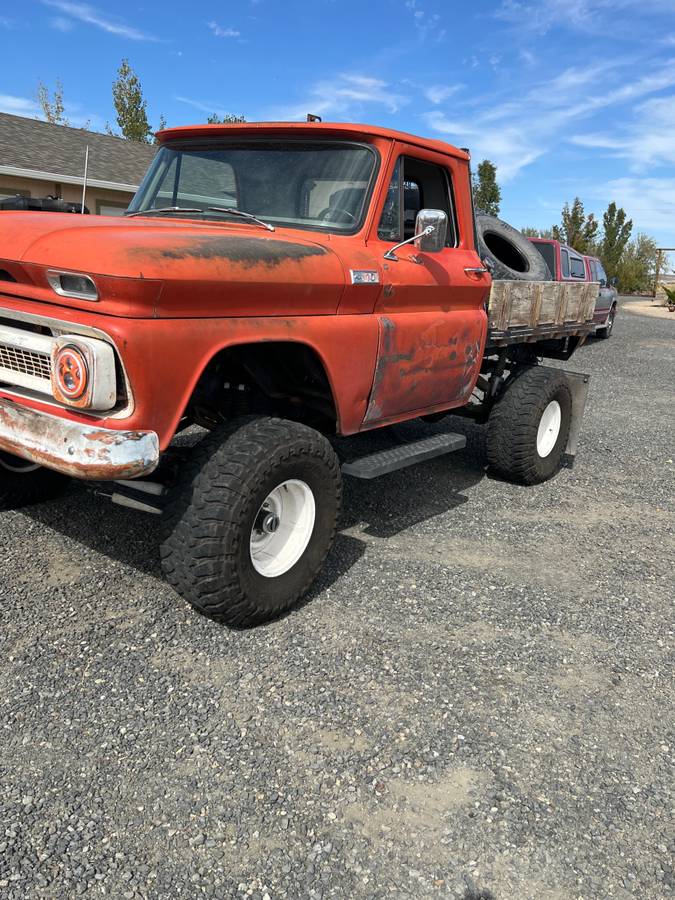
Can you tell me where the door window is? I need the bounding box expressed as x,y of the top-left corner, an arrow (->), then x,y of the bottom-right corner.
377,156 -> 456,246
570,255 -> 586,279
560,249 -> 570,278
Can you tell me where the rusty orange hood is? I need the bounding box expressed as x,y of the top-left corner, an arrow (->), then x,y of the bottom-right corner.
0,212 -> 346,318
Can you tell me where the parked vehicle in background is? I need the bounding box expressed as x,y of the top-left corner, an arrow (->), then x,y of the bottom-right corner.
0,121 -> 598,626
0,196 -> 89,214
528,237 -> 618,339
584,254 -> 618,338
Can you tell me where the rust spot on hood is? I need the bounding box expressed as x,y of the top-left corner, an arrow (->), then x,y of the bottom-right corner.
140,236 -> 327,268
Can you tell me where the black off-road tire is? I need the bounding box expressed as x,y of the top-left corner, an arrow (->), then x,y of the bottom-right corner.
0,452 -> 69,510
476,214 -> 552,281
486,367 -> 573,485
596,305 -> 616,339
160,416 -> 342,627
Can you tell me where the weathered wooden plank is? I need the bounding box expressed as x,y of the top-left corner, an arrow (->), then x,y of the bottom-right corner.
488,280 -> 599,334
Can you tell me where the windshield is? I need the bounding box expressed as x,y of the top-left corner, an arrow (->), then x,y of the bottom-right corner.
127,140 -> 378,234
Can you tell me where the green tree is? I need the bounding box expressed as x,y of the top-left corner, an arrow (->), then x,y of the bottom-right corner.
521,226 -> 555,239
110,59 -> 152,142
614,233 -> 657,293
153,113 -> 167,144
472,159 -> 501,216
554,197 -> 598,253
206,113 -> 246,124
601,202 -> 633,279
37,78 -> 69,126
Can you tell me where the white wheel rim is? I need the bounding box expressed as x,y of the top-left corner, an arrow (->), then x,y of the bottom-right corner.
536,400 -> 562,458
250,479 -> 316,578
0,452 -> 40,474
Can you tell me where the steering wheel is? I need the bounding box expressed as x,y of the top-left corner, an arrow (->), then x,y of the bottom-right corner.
318,206 -> 356,225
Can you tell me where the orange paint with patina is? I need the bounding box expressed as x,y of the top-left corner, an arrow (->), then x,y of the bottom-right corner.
0,122 -> 490,455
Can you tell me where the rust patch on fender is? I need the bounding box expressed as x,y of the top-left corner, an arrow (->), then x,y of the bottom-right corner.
140,236 -> 327,268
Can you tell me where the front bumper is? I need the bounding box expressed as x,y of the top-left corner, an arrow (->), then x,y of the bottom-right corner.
0,398 -> 159,480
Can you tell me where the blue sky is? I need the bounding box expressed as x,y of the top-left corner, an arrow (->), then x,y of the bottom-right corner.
1,0 -> 674,246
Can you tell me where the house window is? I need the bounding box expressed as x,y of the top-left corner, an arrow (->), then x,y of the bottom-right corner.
0,187 -> 30,200
377,156 -> 457,246
96,200 -> 129,217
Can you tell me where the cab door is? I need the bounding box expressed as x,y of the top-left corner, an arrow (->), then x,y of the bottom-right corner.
362,148 -> 489,426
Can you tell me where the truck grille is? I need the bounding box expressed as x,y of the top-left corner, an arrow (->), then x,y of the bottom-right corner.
0,343 -> 52,381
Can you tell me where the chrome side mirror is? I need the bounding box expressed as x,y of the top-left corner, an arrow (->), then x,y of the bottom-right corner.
383,209 -> 449,262
414,209 -> 448,252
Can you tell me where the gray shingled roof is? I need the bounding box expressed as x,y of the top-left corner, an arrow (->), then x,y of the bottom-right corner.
0,112 -> 157,189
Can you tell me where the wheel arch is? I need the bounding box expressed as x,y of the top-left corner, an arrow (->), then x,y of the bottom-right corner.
173,337 -> 342,438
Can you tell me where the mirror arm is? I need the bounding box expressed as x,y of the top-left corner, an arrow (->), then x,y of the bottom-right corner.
383,225 -> 435,261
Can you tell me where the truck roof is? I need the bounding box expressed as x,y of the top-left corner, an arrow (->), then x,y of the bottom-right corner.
157,121 -> 470,161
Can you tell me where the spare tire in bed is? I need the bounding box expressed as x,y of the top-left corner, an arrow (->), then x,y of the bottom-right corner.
476,214 -> 552,281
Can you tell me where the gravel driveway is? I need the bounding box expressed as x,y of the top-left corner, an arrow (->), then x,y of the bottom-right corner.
1,299 -> 673,899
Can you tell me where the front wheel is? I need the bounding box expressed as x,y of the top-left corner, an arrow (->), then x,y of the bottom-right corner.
0,451 -> 69,510
160,417 -> 342,627
486,367 -> 573,485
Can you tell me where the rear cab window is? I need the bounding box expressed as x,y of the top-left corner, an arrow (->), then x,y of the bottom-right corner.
569,255 -> 586,279
377,155 -> 457,247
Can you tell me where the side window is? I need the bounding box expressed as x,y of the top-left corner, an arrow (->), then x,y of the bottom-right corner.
560,249 -> 570,278
377,158 -> 401,241
377,156 -> 457,246
570,256 -> 585,278
596,262 -> 608,285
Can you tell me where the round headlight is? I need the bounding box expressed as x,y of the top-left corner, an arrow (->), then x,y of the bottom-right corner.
54,345 -> 89,400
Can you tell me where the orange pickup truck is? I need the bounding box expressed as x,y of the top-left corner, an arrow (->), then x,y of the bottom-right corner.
0,121 -> 596,625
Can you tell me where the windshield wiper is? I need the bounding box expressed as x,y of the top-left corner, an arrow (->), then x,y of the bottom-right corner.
125,206 -> 202,218
125,205 -> 275,232
206,207 -> 275,232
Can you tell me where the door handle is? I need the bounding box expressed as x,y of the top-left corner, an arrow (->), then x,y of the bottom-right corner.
464,266 -> 489,274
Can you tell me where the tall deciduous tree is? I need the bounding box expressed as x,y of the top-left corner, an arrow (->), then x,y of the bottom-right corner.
554,198 -> 598,253
472,159 -> 501,216
614,233 -> 656,293
206,113 -> 246,124
37,79 -> 69,126
110,59 -> 152,142
601,202 -> 633,279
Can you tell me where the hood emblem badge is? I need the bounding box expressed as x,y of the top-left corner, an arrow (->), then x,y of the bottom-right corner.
350,270 -> 380,285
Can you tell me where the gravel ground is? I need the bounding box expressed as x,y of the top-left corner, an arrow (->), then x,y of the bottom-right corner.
1,299 -> 673,900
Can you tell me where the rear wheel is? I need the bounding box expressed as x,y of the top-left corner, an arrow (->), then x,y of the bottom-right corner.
160,416 -> 342,626
596,306 -> 616,339
486,367 -> 572,484
0,451 -> 69,510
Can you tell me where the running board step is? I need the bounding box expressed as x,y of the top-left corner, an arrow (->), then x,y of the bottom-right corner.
342,432 -> 466,479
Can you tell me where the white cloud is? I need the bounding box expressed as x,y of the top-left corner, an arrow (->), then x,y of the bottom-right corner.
50,16 -> 74,31
175,96 -> 243,119
424,84 -> 460,104
0,16 -> 15,28
426,58 -> 675,181
0,94 -> 40,116
42,1 -> 157,41
276,73 -> 409,120
571,93 -> 675,170
587,176 -> 675,234
208,21 -> 240,38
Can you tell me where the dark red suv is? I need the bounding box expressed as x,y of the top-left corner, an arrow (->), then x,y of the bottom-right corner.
528,238 -> 617,339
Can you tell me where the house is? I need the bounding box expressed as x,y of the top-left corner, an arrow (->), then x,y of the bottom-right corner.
0,112 -> 157,216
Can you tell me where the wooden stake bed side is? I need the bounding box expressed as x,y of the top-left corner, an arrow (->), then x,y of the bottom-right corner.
487,280 -> 600,347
